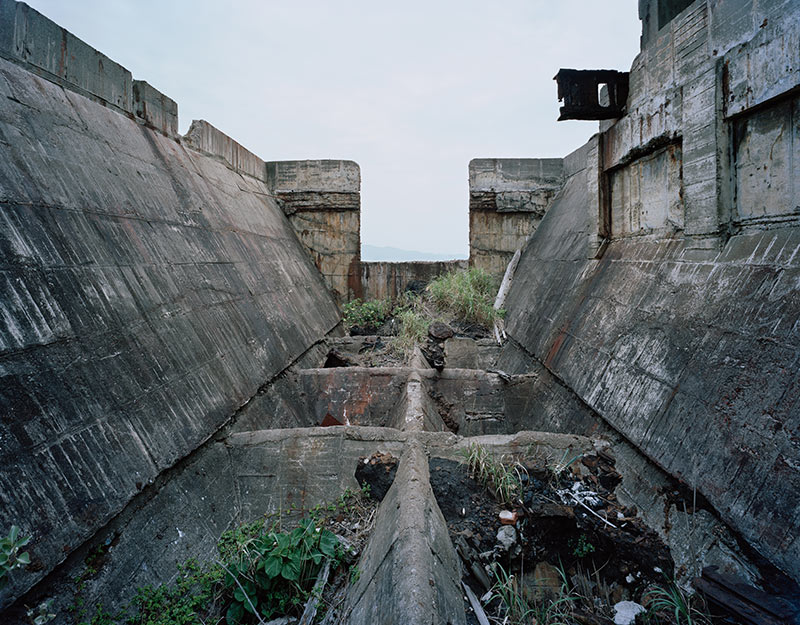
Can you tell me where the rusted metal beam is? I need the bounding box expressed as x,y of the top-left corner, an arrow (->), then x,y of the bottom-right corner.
554,68 -> 629,121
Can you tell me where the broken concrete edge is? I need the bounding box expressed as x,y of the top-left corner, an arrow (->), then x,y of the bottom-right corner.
2,326 -> 342,613
182,119 -> 269,182
0,0 -> 180,138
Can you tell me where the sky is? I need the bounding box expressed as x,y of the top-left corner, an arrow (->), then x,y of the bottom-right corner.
25,1 -> 642,259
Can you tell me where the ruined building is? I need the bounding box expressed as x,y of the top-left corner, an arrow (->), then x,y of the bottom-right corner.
1,0 -> 799,622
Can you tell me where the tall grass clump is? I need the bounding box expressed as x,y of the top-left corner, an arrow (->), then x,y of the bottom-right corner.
427,267 -> 501,327
391,295 -> 430,358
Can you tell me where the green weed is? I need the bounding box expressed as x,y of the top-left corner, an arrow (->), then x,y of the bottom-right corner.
644,579 -> 711,625
1,525 -> 31,588
342,298 -> 390,330
489,562 -> 579,625
460,442 -> 527,506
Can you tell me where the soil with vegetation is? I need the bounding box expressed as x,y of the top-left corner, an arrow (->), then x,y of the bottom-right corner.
338,268 -> 501,368
429,445 -> 716,625
59,488 -> 378,625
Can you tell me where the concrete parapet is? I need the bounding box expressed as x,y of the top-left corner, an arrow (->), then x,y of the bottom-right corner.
469,158 -> 565,279
0,0 -> 132,112
183,119 -> 267,181
265,159 -> 360,195
132,80 -> 178,138
360,259 -> 467,302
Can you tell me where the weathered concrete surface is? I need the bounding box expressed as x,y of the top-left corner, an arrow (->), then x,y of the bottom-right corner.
13,426 -> 408,623
501,170 -> 800,581
496,0 -> 800,582
609,143 -> 683,237
732,94 -> 800,227
343,442 -> 466,625
266,160 -> 362,303
0,46 -> 339,609
230,367 -> 411,431
443,337 -> 499,370
469,158 -> 564,279
361,260 -> 468,302
390,372 -> 448,432
0,0 -> 132,113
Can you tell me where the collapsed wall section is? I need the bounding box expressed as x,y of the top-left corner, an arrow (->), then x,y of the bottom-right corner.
0,0 -> 340,609
502,0 -> 800,583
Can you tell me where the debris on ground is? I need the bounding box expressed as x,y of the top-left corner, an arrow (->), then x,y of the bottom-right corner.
428,448 -> 685,625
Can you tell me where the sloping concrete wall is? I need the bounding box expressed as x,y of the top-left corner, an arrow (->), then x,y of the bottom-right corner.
0,1 -> 339,608
501,0 -> 800,583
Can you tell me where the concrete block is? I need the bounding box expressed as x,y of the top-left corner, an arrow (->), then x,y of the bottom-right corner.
469,158 -> 564,192
265,159 -> 361,194
132,80 -> 178,138
0,0 -> 132,112
183,119 -> 266,181
469,158 -> 565,280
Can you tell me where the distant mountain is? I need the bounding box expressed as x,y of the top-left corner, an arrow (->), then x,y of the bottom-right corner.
361,244 -> 467,262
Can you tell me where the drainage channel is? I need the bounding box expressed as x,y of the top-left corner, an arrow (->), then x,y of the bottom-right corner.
215,334 -> 717,625
225,332 -> 793,625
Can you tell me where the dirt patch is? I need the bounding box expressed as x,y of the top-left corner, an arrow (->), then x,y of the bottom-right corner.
355,452 -> 399,501
429,451 -> 676,624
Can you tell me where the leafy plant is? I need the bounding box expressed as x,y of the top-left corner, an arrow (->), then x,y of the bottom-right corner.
222,518 -> 338,624
128,558 -> 222,625
571,534 -> 595,558
342,298 -> 390,330
426,267 -> 501,327
1,525 -> 31,588
26,599 -> 56,625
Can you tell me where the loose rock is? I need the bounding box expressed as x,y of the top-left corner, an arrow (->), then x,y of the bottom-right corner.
496,525 -> 517,551
613,601 -> 645,625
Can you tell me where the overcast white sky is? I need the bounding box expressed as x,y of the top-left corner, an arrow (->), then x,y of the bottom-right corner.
26,1 -> 641,258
